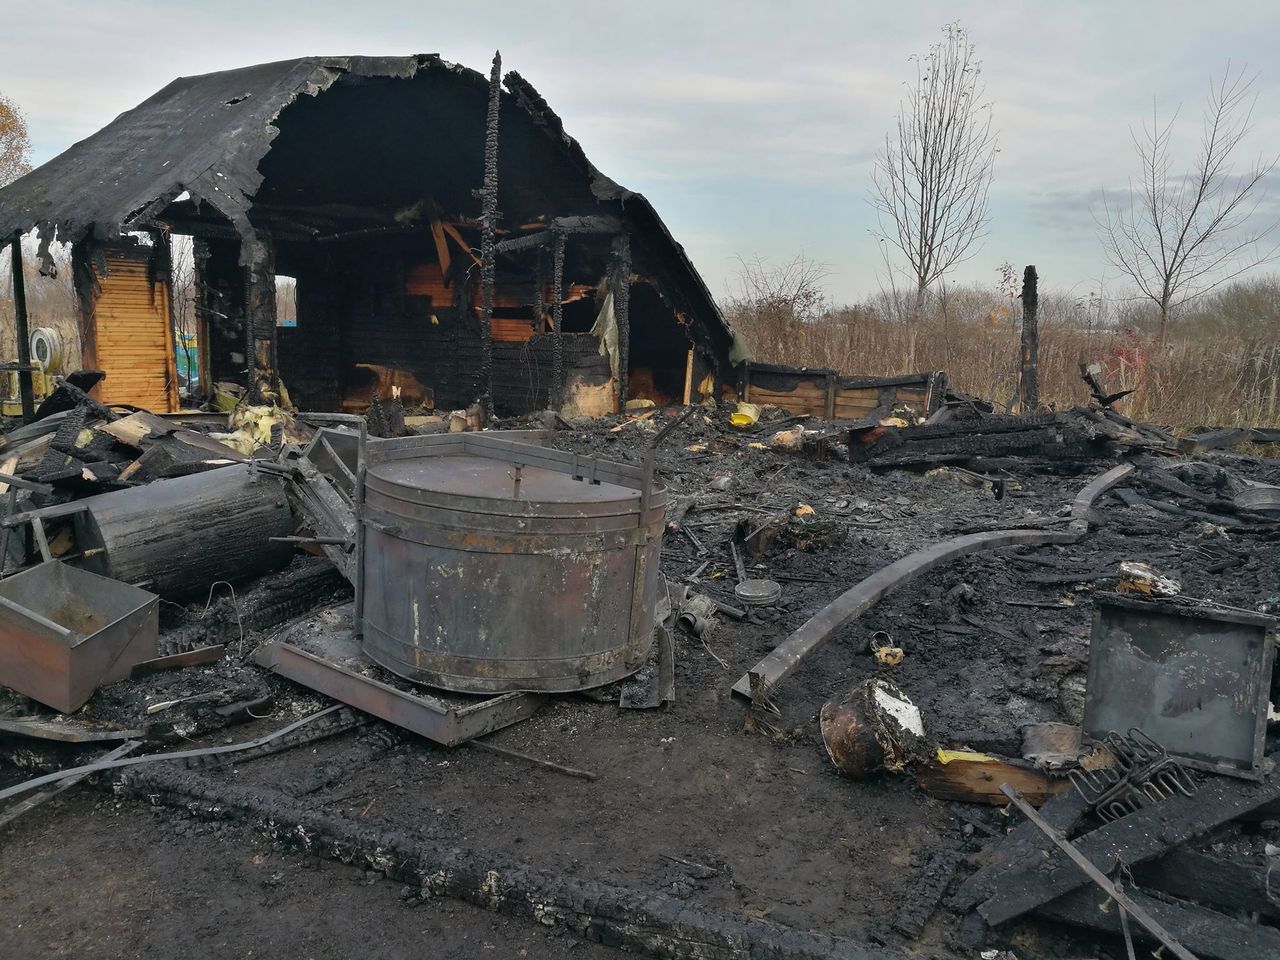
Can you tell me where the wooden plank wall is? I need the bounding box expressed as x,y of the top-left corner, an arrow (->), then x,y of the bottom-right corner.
89,248 -> 179,412
741,364 -> 941,420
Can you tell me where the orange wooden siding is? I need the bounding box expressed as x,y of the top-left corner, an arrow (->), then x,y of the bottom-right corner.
405,261 -> 537,342
90,253 -> 179,412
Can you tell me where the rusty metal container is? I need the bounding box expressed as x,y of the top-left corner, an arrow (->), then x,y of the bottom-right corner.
359,438 -> 667,694
0,561 -> 158,713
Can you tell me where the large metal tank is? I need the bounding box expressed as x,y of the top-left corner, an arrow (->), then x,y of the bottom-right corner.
360,452 -> 667,694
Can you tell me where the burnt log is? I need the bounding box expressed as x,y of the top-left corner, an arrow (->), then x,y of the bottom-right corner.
118,764 -> 896,960
73,463 -> 294,599
1039,885 -> 1280,960
948,788 -> 1091,912
1134,848 -> 1280,921
978,751 -> 1280,925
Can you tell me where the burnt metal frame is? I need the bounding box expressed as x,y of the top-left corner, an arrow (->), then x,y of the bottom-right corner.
1084,594 -> 1277,780
256,637 -> 544,746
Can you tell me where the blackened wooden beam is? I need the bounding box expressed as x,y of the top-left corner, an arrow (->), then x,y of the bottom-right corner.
477,50 -> 502,419
1134,848 -> 1280,921
241,235 -> 278,403
999,784 -> 1197,960
1039,885 -> 1280,960
1018,265 -> 1039,411
118,764 -> 899,960
8,234 -> 35,421
612,233 -> 631,408
552,231 -> 565,408
979,751 -> 1280,926
494,230 -> 550,255
948,788 -> 1092,912
494,217 -> 624,255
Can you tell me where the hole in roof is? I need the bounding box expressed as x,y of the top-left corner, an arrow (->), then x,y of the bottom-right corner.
224,94 -> 251,106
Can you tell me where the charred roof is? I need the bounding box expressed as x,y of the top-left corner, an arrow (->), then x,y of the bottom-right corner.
0,53 -> 735,361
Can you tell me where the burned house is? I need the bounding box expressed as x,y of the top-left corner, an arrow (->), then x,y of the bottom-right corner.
0,54 -> 742,415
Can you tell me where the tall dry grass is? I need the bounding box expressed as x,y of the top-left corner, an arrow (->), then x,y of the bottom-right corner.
725,276 -> 1280,429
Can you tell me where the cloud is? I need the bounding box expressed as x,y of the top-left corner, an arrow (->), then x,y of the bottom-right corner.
4,0 -> 1280,302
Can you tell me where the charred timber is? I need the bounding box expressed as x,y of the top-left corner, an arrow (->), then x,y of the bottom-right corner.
552,231 -> 566,408
118,764 -> 898,960
977,750 -> 1280,925
476,50 -> 502,419
8,234 -> 35,421
74,463 -> 294,600
612,233 -> 631,407
1018,265 -> 1039,410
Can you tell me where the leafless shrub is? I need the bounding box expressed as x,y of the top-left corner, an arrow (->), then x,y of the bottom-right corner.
1096,64 -> 1279,343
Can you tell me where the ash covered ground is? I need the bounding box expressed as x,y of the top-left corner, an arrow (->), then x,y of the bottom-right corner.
3,408 -> 1279,959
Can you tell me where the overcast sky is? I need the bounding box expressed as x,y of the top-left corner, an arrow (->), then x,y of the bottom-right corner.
3,1 -> 1279,303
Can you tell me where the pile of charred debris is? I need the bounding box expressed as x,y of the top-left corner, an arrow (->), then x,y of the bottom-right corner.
1,375 -> 1279,960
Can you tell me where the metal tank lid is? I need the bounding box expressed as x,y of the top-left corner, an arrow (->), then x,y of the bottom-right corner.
365,454 -> 652,517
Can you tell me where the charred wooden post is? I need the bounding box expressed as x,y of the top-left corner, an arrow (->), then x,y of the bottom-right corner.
476,50 -> 502,419
551,230 -> 566,408
70,240 -> 100,374
242,236 -> 279,403
1019,265 -> 1039,411
8,234 -> 35,421
612,233 -> 631,407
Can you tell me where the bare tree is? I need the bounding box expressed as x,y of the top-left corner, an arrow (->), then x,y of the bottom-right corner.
871,24 -> 997,317
1097,65 -> 1279,343
0,92 -> 32,187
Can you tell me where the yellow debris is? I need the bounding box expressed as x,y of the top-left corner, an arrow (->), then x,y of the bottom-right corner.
936,748 -> 995,765
873,645 -> 904,667
729,402 -> 761,428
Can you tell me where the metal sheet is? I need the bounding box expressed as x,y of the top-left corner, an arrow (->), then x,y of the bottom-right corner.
1084,595 -> 1277,779
255,625 -> 543,746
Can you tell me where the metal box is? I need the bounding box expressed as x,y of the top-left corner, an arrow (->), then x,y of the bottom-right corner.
1084,594 -> 1277,779
0,561 -> 159,713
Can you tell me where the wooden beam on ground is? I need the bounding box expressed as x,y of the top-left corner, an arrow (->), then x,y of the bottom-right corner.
949,787 -> 1092,912
1177,428 -> 1251,455
979,752 -> 1280,926
1040,885 -> 1280,960
915,749 -> 1071,806
129,644 -> 226,679
1133,848 -> 1280,921
119,764 -> 897,960
998,785 -> 1196,960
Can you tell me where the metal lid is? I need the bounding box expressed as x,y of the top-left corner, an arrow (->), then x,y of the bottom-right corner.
735,579 -> 783,606
366,454 -> 647,518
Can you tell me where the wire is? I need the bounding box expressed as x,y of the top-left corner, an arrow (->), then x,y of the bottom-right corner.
0,705 -> 342,804
161,581 -> 246,654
